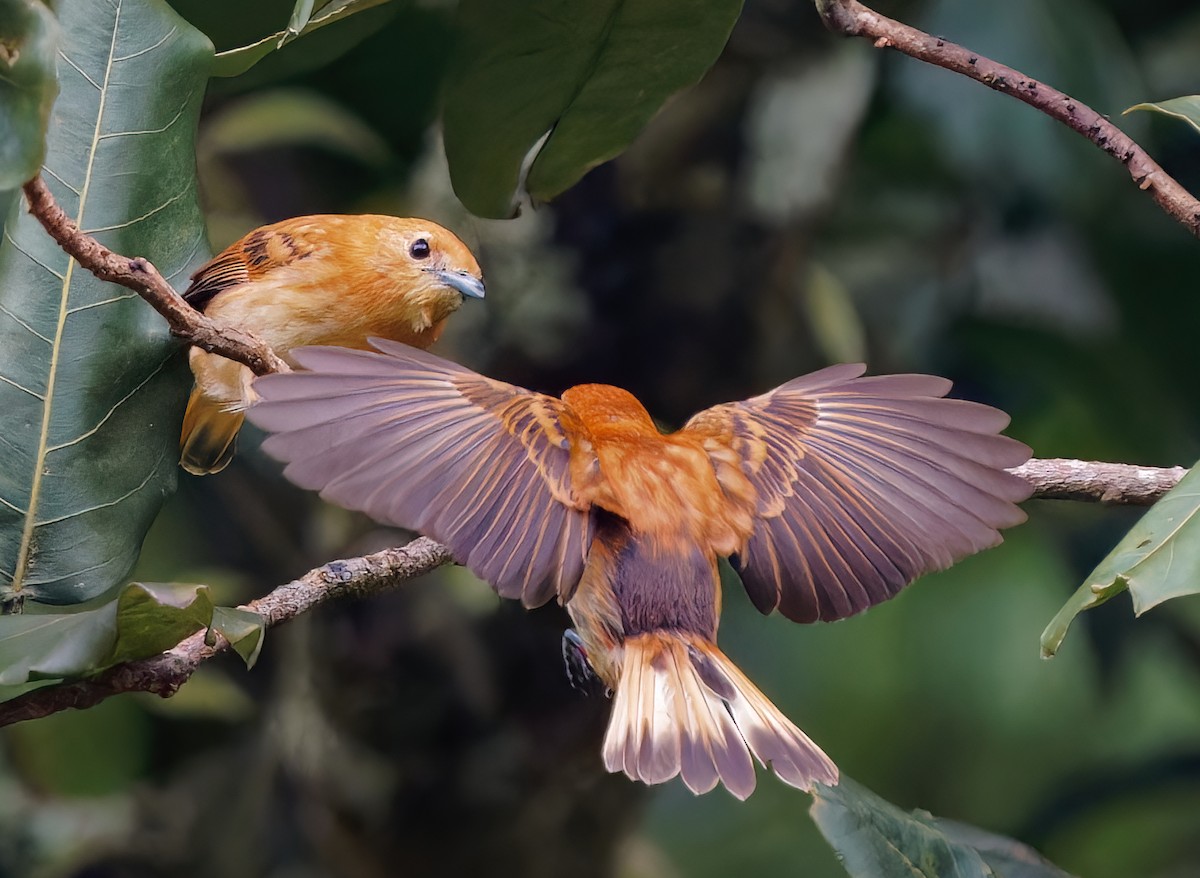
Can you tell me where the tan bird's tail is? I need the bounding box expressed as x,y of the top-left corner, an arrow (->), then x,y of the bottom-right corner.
180,389 -> 244,475
602,631 -> 838,800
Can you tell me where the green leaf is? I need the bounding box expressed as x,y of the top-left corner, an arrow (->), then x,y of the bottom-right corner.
0,0 -> 59,189
1123,96 -> 1200,135
211,0 -> 394,78
442,0 -> 744,218
102,582 -> 212,665
1041,462 -> 1200,657
210,605 -> 265,668
0,582 -> 213,687
0,0 -> 209,606
811,777 -> 1074,878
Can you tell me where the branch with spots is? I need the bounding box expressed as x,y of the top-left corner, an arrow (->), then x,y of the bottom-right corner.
813,0 -> 1200,239
0,460 -> 1186,728
21,176 -> 288,375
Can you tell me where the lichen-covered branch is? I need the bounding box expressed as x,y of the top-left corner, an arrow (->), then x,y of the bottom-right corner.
814,0 -> 1200,238
21,176 -> 287,375
1011,458 -> 1186,505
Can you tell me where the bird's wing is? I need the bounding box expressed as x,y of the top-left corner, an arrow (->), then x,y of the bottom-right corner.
183,223 -> 319,312
247,339 -> 593,607
681,364 -> 1031,623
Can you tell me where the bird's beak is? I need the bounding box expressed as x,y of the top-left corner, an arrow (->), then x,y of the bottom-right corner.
430,268 -> 485,300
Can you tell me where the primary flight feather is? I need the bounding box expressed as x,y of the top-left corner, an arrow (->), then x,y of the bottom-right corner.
247,340 -> 1031,798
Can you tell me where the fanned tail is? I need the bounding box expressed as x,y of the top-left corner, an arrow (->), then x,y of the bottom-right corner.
179,389 -> 244,475
602,631 -> 838,800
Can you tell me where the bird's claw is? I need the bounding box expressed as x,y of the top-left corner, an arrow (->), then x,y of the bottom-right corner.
562,628 -> 601,695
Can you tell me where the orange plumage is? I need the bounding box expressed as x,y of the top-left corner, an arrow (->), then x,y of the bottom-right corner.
179,214 -> 484,474
246,341 -> 1032,798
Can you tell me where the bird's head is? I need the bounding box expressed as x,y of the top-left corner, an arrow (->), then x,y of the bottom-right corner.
376,219 -> 485,321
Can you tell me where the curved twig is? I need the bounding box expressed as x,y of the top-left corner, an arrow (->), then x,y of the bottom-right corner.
21,176 -> 287,375
814,0 -> 1200,238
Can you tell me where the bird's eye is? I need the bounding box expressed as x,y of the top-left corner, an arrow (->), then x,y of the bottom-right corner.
410,238 -> 431,259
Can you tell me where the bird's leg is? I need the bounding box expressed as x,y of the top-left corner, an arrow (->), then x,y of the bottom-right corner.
561,628 -> 602,695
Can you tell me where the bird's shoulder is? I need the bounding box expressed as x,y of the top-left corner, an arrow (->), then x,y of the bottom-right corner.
183,217 -> 342,311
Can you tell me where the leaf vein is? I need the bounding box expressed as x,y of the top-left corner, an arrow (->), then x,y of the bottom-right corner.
97,91 -> 192,140
40,165 -> 81,196
57,50 -> 101,90
82,185 -> 188,234
0,303 -> 53,345
66,293 -> 138,315
0,372 -> 45,401
35,465 -> 158,528
3,227 -> 65,281
47,356 -> 171,452
112,24 -> 178,63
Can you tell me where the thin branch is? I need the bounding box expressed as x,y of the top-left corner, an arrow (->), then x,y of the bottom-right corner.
21,176 -> 287,375
1011,458 -> 1186,505
814,0 -> 1200,238
0,537 -> 453,727
0,459 -> 1187,728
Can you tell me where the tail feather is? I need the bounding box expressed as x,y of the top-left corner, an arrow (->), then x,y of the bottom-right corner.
180,389 -> 245,476
603,632 -> 837,800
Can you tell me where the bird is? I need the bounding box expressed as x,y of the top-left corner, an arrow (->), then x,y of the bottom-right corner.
178,214 -> 485,475
245,339 -> 1031,799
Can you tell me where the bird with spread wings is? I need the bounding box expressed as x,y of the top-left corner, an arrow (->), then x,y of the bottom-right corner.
247,340 -> 1030,799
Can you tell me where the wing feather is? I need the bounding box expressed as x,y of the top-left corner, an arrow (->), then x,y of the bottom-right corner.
248,339 -> 593,605
684,367 -> 1031,622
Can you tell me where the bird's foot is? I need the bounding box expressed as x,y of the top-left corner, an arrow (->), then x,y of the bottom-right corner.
561,628 -> 601,696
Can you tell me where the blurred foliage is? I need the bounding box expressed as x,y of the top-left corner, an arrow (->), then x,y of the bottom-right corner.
3,0 -> 1200,876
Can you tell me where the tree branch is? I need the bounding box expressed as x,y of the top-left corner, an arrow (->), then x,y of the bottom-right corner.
1010,458 -> 1186,505
0,459 -> 1186,728
0,537 -> 453,727
814,0 -> 1200,238
21,176 -> 287,375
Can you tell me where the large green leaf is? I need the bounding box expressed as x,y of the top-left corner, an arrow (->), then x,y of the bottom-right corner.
0,0 -> 59,189
442,0 -> 744,218
0,0 -> 210,606
0,582 -> 212,687
811,777 -> 1074,878
1041,461 -> 1200,657
1124,96 -> 1200,134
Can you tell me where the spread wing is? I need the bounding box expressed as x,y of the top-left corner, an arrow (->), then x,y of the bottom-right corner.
682,364 -> 1031,623
247,339 -> 594,607
183,223 -> 318,312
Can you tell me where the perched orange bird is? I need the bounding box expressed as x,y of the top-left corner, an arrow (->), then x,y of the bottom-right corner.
247,341 -> 1030,798
179,215 -> 484,475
